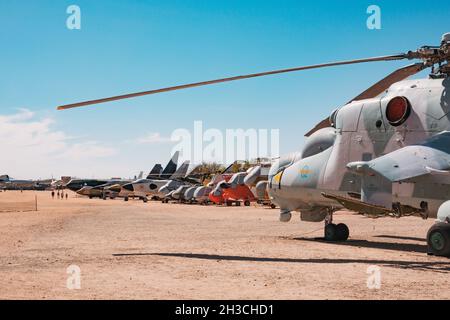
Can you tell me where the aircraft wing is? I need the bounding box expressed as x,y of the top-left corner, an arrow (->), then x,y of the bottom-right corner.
347,132 -> 450,183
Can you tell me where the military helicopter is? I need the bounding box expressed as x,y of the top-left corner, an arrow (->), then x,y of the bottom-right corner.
58,33 -> 450,256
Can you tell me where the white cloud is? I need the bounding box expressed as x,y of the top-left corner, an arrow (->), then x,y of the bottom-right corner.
135,132 -> 173,144
0,109 -> 117,179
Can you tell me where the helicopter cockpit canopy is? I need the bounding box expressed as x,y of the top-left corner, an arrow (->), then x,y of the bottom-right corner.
268,152 -> 299,178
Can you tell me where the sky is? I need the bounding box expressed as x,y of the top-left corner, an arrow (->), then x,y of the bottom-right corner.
0,0 -> 449,179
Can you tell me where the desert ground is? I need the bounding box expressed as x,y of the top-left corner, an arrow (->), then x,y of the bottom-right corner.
0,190 -> 449,300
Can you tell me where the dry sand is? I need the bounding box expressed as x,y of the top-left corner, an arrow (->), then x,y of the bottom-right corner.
0,190 -> 449,300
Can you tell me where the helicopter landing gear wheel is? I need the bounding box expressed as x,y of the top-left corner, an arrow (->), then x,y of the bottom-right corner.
324,223 -> 349,241
244,200 -> 251,206
427,223 -> 450,257
324,209 -> 349,241
336,223 -> 350,241
324,223 -> 338,241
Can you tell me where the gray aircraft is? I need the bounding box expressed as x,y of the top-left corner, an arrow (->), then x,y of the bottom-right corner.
76,171 -> 143,199
158,163 -> 203,202
0,175 -> 53,190
58,33 -> 450,256
121,152 -> 185,201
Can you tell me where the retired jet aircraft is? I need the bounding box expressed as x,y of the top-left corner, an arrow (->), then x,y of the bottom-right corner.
76,171 -> 143,199
121,152 -> 184,201
0,175 -> 53,190
57,33 -> 450,256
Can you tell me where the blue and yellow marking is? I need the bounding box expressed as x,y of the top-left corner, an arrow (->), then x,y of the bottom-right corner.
300,165 -> 313,179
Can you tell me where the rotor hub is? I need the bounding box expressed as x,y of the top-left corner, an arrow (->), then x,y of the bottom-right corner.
407,33 -> 450,76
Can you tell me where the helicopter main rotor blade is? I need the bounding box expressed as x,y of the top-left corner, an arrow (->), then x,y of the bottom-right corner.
57,54 -> 408,110
348,63 -> 426,103
304,118 -> 332,137
304,62 -> 428,137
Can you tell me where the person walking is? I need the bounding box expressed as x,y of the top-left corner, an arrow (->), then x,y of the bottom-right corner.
51,191 -> 55,199
65,193 -> 68,200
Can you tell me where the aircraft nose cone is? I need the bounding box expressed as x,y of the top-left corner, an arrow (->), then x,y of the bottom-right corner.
123,183 -> 134,191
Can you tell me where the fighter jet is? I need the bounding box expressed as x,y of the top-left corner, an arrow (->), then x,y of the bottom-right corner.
121,152 -> 183,201
65,178 -> 109,192
75,171 -> 143,199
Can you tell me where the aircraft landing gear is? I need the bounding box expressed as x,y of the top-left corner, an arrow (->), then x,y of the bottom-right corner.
324,211 -> 349,241
427,223 -> 450,257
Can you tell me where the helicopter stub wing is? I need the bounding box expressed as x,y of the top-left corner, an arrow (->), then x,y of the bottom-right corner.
322,193 -> 391,217
321,193 -> 423,218
347,132 -> 450,184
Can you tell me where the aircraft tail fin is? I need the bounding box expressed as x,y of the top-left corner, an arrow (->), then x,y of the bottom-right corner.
146,164 -> 162,179
160,151 -> 179,178
137,171 -> 144,179
169,161 -> 190,179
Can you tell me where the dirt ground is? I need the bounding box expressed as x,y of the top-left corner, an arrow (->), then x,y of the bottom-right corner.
0,190 -> 449,300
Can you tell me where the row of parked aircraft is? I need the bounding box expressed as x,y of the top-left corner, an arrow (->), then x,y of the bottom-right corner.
61,151 -> 275,208
0,175 -> 61,191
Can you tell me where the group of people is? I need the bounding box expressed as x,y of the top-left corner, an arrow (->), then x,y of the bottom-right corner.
51,190 -> 68,200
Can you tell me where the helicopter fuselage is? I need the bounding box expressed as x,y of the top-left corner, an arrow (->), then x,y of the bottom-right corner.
268,77 -> 450,221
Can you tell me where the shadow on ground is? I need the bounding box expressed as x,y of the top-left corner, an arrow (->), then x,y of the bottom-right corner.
112,252 -> 450,273
290,237 -> 427,254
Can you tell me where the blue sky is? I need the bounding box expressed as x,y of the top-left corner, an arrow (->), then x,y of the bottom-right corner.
0,0 -> 449,178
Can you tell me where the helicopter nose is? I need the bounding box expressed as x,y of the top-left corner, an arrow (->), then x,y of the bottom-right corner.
122,183 -> 134,191
209,191 -> 223,204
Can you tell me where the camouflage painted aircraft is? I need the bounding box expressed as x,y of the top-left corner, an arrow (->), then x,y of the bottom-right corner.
58,33 -> 450,256
76,171 -> 143,199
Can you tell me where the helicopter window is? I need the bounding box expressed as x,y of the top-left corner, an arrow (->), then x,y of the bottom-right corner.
386,96 -> 411,126
219,182 -> 230,189
149,183 -> 158,190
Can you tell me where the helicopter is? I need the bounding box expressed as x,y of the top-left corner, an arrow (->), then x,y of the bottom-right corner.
57,33 -> 450,257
